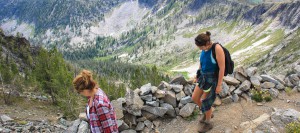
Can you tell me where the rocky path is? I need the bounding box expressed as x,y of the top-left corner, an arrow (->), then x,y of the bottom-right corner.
156,92 -> 300,133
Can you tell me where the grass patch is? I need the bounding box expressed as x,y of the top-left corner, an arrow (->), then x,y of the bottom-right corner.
184,109 -> 199,121
170,71 -> 189,79
241,29 -> 284,66
276,29 -> 300,58
16,120 -> 28,125
226,20 -> 272,53
94,55 -> 114,61
226,21 -> 238,33
285,87 -> 293,96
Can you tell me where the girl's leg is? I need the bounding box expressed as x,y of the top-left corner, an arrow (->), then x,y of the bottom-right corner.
199,91 -> 214,123
192,85 -> 204,107
205,108 -> 213,121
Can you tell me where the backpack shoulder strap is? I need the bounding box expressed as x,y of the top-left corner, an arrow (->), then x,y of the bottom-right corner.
212,42 -> 219,61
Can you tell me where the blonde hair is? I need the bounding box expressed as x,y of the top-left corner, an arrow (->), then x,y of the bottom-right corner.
72,69 -> 97,92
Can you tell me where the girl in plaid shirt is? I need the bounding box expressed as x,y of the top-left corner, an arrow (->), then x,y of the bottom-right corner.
73,70 -> 119,133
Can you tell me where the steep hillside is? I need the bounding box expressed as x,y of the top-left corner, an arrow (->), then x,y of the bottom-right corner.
0,0 -> 299,77
0,0 -> 125,32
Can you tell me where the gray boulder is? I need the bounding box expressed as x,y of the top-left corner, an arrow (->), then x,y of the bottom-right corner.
123,113 -> 137,128
269,88 -> 279,98
161,103 -> 176,117
184,84 -> 194,96
180,96 -> 192,105
222,96 -> 233,104
151,86 -> 158,94
232,93 -> 239,102
179,103 -> 196,117
140,83 -> 152,95
284,77 -> 294,87
246,67 -> 257,77
261,82 -> 275,89
140,94 -> 153,102
238,80 -> 251,91
117,120 -> 129,131
273,75 -> 286,85
289,74 -> 300,86
170,84 -> 184,93
235,66 -> 248,77
154,90 -> 166,98
250,76 -> 261,88
111,98 -> 124,119
78,121 -> 89,133
234,88 -> 243,95
162,91 -> 177,107
229,85 -> 236,93
176,91 -> 186,101
121,129 -> 137,133
125,90 -> 144,116
141,106 -> 168,117
275,83 -> 285,90
169,75 -> 188,85
0,115 -> 13,122
157,81 -> 171,90
235,72 -> 247,82
141,111 -> 158,121
146,101 -> 159,107
219,82 -> 230,98
271,108 -> 300,129
261,75 -> 280,85
66,119 -> 81,133
144,120 -> 153,129
223,76 -> 241,86
135,122 -> 145,131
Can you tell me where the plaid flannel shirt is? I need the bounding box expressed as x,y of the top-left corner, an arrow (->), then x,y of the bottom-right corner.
86,88 -> 119,133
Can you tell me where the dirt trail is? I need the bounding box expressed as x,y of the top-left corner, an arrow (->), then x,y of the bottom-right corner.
157,92 -> 300,133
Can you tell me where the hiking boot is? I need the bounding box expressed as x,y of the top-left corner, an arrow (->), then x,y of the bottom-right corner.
199,114 -> 214,123
198,120 -> 213,133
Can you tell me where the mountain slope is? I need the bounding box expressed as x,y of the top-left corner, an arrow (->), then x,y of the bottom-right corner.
0,0 -> 125,32
0,0 -> 299,76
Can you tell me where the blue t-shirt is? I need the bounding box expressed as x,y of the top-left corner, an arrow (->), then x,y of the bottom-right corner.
200,48 -> 218,73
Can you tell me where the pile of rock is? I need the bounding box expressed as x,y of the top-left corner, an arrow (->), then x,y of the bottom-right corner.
113,76 -> 197,133
112,65 -> 300,133
221,65 -> 300,104
0,114 -> 70,133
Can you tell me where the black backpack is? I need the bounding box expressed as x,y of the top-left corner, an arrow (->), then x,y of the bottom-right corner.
212,43 -> 234,76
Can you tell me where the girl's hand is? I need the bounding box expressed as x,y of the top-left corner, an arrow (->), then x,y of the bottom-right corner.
215,85 -> 222,94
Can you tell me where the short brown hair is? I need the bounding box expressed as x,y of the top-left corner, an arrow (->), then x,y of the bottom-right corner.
195,31 -> 211,46
73,69 -> 97,93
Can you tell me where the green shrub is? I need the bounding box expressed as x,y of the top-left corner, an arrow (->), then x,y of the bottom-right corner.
251,90 -> 263,102
286,121 -> 300,133
251,89 -> 272,102
264,96 -> 272,102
